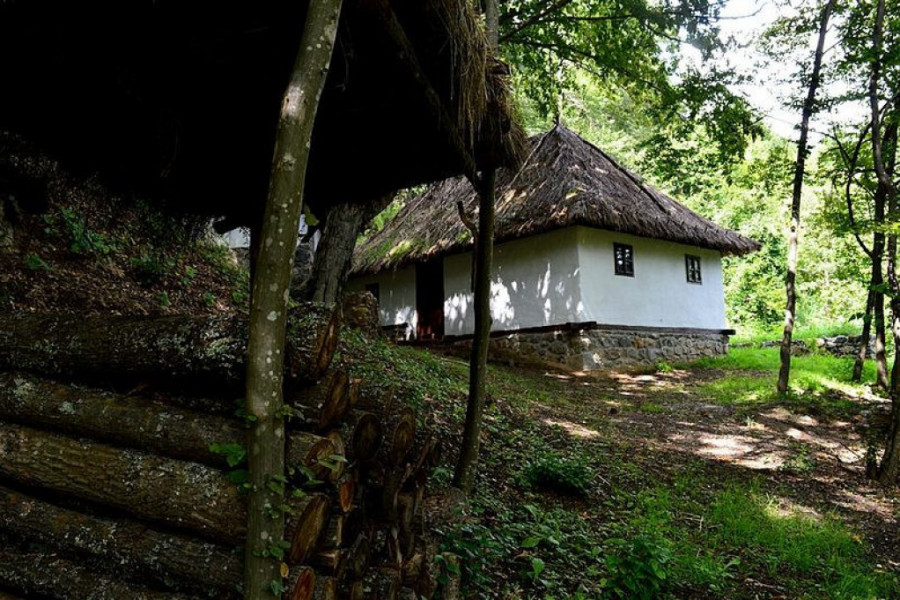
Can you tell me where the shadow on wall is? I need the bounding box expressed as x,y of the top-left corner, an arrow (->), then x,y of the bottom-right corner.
444,259 -> 581,335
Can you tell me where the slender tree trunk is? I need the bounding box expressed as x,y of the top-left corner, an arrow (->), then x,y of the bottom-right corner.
853,291 -> 874,382
453,169 -> 496,493
777,0 -> 834,394
868,0 -> 900,483
453,0 -> 500,494
873,196 -> 890,388
484,0 -> 499,49
243,2 -> 342,598
304,194 -> 393,304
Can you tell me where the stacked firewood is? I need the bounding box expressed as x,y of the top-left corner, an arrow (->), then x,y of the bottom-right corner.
0,304 -> 440,599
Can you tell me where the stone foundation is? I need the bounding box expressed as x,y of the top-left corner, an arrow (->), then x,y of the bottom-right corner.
478,325 -> 730,371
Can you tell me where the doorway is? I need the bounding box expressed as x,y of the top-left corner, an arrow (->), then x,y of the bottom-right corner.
416,260 -> 444,340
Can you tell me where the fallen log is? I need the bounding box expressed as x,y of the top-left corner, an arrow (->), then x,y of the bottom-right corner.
290,370 -> 350,431
0,547 -> 200,600
286,494 -> 331,565
286,567 -> 316,600
0,421 -> 244,544
0,373 -> 336,476
339,410 -> 382,463
334,470 -> 357,513
0,486 -> 240,596
322,509 -> 365,549
0,304 -> 339,385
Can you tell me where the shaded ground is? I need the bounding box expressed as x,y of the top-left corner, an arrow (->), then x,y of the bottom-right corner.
386,343 -> 900,599
519,366 -> 899,565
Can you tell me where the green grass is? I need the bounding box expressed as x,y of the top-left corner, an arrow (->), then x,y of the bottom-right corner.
627,478 -> 898,599
692,347 -> 878,415
337,335 -> 897,599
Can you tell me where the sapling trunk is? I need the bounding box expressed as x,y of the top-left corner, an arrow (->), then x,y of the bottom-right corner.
777,0 -> 834,394
243,1 -> 343,597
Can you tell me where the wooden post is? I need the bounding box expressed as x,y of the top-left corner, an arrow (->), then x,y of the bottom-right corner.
243,0 -> 343,597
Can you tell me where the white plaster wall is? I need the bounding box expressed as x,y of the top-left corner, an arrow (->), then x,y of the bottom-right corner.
346,267 -> 418,337
443,228 -> 583,336
576,227 -> 727,329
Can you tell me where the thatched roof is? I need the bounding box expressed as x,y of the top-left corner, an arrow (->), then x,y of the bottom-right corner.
353,124 -> 760,276
0,0 -> 526,224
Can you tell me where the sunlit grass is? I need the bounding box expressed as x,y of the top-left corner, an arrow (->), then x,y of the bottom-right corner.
627,481 -> 898,599
691,347 -> 879,415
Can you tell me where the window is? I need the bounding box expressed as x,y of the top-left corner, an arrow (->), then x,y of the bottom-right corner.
685,255 -> 702,284
365,282 -> 381,303
613,243 -> 634,277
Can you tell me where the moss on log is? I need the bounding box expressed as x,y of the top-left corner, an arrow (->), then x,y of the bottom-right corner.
0,485 -> 241,597
0,422 -> 244,544
0,305 -> 338,385
0,546 -> 200,600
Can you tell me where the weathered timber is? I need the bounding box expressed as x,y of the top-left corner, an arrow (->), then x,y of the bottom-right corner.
325,430 -> 346,483
0,546 -> 199,600
322,509 -> 365,549
335,470 -> 357,513
363,567 -> 401,600
310,549 -> 345,580
286,494 -> 331,565
344,533 -> 371,581
290,370 -> 350,431
0,422 -> 244,544
311,575 -> 338,600
0,486 -> 240,596
0,373 -> 335,475
396,492 -> 417,559
0,305 -> 339,385
286,567 -> 316,600
339,580 -> 364,600
384,406 -> 416,463
339,410 -> 382,463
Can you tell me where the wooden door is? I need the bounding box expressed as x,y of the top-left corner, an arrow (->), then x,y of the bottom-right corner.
415,260 -> 444,340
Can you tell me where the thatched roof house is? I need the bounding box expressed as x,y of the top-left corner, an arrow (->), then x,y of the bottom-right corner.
0,0 -> 525,224
350,125 -> 759,370
354,124 -> 757,275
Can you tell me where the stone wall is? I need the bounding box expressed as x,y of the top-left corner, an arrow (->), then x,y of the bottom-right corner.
474,326 -> 730,371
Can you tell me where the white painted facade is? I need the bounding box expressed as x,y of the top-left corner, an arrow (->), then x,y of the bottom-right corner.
348,226 -> 728,337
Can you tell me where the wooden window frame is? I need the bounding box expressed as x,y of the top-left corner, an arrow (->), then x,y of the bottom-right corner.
685,254 -> 702,284
613,243 -> 634,277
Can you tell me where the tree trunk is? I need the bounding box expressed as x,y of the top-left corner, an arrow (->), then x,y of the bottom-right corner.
304,194 -> 393,304
776,0 -> 834,394
0,307 -> 339,387
243,1 -> 343,594
453,169 -> 496,492
852,290 -> 874,382
0,485 -> 241,597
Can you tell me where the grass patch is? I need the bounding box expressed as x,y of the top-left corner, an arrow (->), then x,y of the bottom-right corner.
626,479 -> 897,599
693,347 -> 877,416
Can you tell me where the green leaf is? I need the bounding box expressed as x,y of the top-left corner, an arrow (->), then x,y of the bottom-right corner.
522,536 -> 541,549
531,557 -> 545,578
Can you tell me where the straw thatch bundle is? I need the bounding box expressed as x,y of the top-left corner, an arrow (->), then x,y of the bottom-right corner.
352,124 -> 759,276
